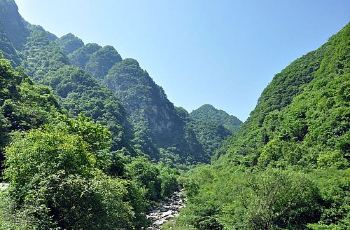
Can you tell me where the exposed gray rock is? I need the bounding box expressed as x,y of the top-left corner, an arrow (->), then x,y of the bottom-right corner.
146,189 -> 185,229
0,183 -> 9,191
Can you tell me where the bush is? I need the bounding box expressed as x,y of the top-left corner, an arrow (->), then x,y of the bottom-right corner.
126,157 -> 162,201
158,163 -> 179,197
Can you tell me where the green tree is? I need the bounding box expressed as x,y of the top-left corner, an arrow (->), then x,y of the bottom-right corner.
126,156 -> 161,201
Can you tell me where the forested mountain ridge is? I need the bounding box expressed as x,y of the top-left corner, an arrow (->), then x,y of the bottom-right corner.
191,104 -> 241,133
219,23 -> 350,168
13,23 -> 134,154
65,35 -> 209,163
0,0 -> 240,164
168,23 -> 350,230
189,104 -> 242,159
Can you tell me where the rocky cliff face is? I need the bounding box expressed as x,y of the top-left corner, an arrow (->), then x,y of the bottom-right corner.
0,0 -> 28,49
105,59 -> 207,163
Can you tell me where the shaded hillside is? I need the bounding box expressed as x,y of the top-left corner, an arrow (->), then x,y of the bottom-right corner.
0,0 -> 28,65
43,66 -> 133,151
105,59 -> 206,163
0,0 -> 28,49
0,24 -> 20,65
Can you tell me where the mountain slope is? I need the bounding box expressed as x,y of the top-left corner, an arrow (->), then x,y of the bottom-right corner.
105,58 -> 207,163
172,23 -> 350,230
190,104 -> 242,158
0,23 -> 20,65
0,0 -> 28,49
0,1 -> 132,153
0,0 -> 211,164
43,66 -> 133,151
220,23 -> 350,169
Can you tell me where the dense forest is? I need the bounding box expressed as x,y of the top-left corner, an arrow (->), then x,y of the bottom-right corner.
0,0 -> 349,229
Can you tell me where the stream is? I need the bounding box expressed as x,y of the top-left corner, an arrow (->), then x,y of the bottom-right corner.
146,189 -> 185,230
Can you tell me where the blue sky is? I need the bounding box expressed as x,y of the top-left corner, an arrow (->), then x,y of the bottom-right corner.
15,0 -> 350,121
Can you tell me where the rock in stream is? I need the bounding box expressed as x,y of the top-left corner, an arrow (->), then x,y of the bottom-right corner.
0,183 -> 9,191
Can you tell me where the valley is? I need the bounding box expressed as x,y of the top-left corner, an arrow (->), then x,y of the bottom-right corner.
0,0 -> 349,229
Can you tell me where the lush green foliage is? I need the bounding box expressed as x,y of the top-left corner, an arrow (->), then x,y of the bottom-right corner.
125,157 -> 179,201
3,119 -> 145,229
174,166 -> 350,230
1,117 -> 180,228
0,58 -> 60,173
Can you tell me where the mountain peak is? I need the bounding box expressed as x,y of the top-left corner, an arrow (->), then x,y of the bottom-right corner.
191,104 -> 242,133
192,104 -> 241,123
197,104 -> 216,110
58,33 -> 84,54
